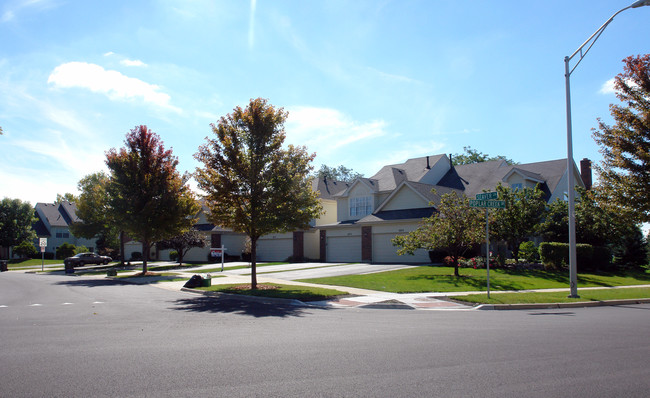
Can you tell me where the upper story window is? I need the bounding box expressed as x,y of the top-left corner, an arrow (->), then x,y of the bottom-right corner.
350,196 -> 372,217
510,183 -> 523,191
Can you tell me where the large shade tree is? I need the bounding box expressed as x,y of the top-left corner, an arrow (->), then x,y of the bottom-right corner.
592,54 -> 650,223
106,125 -> 200,274
314,164 -> 364,183
392,190 -> 484,277
195,98 -> 322,289
0,198 -> 35,259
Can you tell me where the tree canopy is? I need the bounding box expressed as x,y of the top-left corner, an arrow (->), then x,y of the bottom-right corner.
314,164 -> 364,183
452,146 -> 516,166
195,98 -> 322,289
106,125 -> 200,273
69,172 -> 120,257
55,193 -> 77,204
392,190 -> 484,277
157,229 -> 206,266
0,198 -> 35,259
592,54 -> 650,223
491,184 -> 547,262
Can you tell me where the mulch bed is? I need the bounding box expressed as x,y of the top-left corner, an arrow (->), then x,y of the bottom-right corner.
229,284 -> 278,291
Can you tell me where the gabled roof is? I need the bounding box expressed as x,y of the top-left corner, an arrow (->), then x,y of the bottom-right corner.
374,181 -> 461,212
32,217 -> 51,237
358,207 -> 437,223
368,154 -> 446,191
35,202 -> 76,228
311,177 -> 349,200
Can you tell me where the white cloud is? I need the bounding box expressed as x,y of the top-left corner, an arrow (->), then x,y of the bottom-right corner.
599,78 -> 616,95
248,0 -> 257,49
48,61 -> 180,112
285,106 -> 387,155
120,59 -> 146,67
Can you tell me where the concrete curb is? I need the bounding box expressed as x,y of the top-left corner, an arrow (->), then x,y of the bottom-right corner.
180,287 -> 308,307
475,298 -> 650,310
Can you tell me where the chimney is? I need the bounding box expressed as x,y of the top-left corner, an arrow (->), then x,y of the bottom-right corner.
449,153 -> 453,167
426,156 -> 430,169
580,158 -> 592,190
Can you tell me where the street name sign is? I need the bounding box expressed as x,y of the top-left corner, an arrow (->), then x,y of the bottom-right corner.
469,199 -> 506,209
475,192 -> 498,200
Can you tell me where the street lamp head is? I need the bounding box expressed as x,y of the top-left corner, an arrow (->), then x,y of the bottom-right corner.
631,0 -> 650,8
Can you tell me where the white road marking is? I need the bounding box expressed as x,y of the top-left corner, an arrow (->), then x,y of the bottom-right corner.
29,304 -> 42,307
62,302 -> 74,305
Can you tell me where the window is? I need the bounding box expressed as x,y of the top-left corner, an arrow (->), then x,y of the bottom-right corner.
350,196 -> 372,217
510,183 -> 523,191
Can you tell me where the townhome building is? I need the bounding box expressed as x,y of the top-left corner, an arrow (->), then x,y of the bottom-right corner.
32,201 -> 98,257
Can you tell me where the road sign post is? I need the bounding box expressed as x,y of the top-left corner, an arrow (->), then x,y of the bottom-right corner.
39,238 -> 47,271
469,192 -> 506,298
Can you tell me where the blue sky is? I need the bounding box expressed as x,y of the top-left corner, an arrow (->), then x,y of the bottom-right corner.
1,0 -> 649,206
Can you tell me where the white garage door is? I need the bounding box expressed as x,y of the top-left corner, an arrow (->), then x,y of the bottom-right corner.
327,235 -> 361,263
373,233 -> 430,263
256,237 -> 293,261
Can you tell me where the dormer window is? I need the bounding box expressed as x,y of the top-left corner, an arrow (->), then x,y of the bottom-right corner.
350,196 -> 372,217
510,183 -> 523,191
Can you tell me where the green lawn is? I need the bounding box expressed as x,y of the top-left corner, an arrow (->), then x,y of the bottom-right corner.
196,283 -> 347,301
298,265 -> 650,293
7,259 -> 64,269
452,287 -> 650,305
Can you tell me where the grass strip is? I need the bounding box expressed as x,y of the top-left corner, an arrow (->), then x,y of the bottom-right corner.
451,287 -> 650,305
298,266 -> 650,293
195,283 -> 347,301
187,262 -> 289,273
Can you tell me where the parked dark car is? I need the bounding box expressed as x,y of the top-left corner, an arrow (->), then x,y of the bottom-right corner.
64,252 -> 112,267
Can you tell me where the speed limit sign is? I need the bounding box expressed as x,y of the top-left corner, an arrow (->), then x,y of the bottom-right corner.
39,238 -> 47,247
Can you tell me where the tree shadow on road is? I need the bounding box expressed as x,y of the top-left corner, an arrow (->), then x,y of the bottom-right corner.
53,277 -> 132,287
169,295 -> 332,318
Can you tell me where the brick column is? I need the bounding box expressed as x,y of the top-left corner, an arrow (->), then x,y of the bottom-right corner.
320,230 -> 327,262
293,231 -> 304,262
362,226 -> 372,263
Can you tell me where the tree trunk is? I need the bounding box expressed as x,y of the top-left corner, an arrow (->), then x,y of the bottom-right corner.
453,255 -> 460,277
250,236 -> 258,290
119,231 -> 125,266
142,240 -> 149,274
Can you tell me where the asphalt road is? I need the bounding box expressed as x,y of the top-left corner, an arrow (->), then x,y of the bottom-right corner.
1,272 -> 649,397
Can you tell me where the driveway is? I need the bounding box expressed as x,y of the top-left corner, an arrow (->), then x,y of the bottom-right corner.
221,262 -> 416,280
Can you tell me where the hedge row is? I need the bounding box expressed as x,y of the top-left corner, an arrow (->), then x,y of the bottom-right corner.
539,242 -> 611,271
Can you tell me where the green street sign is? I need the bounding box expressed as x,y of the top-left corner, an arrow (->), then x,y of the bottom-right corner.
469,199 -> 506,209
476,192 -> 498,200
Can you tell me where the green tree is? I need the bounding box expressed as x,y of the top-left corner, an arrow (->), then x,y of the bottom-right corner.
0,198 -> 35,259
452,146 -> 516,166
491,184 -> 547,262
157,230 -> 206,266
592,54 -> 650,223
195,98 -> 322,289
392,190 -> 484,277
13,240 -> 38,258
69,172 -> 121,258
55,193 -> 77,204
106,125 -> 200,274
315,164 -> 364,183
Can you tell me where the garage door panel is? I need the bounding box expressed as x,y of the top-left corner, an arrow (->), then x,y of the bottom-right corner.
257,238 -> 292,261
327,236 -> 361,263
373,233 -> 430,263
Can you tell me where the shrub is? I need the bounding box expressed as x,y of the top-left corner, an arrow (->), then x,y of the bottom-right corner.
519,241 -> 539,263
13,241 -> 38,258
539,242 -> 567,270
130,251 -> 142,261
169,250 -> 179,262
74,245 -> 89,255
428,250 -> 447,264
56,243 -> 76,259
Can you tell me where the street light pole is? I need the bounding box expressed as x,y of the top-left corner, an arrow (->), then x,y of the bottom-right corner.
564,0 -> 650,298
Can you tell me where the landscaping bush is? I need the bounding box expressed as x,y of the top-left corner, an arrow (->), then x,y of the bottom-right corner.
13,240 -> 38,259
56,243 -> 76,259
169,250 -> 179,262
519,241 -> 539,263
428,250 -> 447,264
539,242 -> 567,269
74,245 -> 89,255
130,251 -> 142,261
